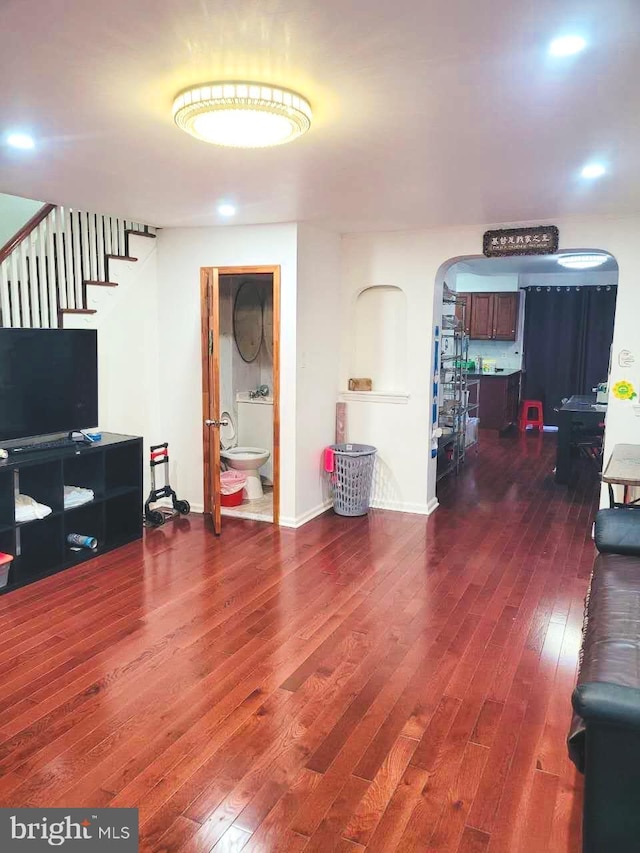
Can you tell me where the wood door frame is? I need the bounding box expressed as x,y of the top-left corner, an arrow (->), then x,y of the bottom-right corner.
200,268 -> 222,533
200,265 -> 281,527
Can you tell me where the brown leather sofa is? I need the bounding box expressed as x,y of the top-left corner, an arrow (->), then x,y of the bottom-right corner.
568,508 -> 640,853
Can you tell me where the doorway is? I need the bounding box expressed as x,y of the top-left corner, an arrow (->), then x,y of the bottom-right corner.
433,250 -> 619,499
201,266 -> 281,533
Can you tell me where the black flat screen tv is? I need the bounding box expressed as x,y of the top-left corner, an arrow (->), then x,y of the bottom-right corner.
0,328 -> 98,443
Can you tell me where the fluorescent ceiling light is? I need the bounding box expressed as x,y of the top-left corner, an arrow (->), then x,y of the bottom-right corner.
581,162 -> 606,179
558,254 -> 609,270
549,35 -> 587,57
173,82 -> 312,148
217,203 -> 236,217
6,133 -> 35,150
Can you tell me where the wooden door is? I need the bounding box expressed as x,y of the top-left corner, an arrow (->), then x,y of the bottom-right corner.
201,265 -> 281,529
469,292 -> 494,340
493,292 -> 519,341
455,293 -> 472,335
201,267 -> 222,534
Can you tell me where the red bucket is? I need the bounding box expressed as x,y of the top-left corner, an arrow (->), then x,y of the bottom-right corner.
221,489 -> 244,507
220,470 -> 246,507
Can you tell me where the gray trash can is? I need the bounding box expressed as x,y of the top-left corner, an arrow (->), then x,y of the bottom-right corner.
329,444 -> 377,516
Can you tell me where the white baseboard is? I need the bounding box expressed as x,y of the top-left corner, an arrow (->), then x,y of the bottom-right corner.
188,502 -> 327,528
153,497 -> 205,514
280,500 -> 333,529
427,497 -> 439,514
370,497 -> 439,516
188,498 -> 439,525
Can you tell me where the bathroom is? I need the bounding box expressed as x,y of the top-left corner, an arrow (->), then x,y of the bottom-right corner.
219,273 -> 275,522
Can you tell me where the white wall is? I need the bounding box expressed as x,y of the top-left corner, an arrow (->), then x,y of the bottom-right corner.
340,215 -> 640,514
340,230 -> 449,515
352,286 -> 407,392
155,223 -> 340,526
155,223 -> 298,519
0,193 -> 43,248
294,224 -> 342,524
64,235 -> 162,496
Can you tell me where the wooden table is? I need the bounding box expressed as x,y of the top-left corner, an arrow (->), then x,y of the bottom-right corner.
555,394 -> 607,485
602,443 -> 640,507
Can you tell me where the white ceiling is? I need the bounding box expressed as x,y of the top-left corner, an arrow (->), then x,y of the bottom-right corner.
0,0 -> 639,232
457,251 -> 619,275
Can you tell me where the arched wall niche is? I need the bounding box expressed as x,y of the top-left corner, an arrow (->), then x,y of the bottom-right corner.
351,285 -> 407,393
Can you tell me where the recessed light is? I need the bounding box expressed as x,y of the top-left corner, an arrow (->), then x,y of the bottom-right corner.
581,162 -> 606,179
549,35 -> 587,57
6,133 -> 35,150
217,203 -> 236,217
558,254 -> 608,270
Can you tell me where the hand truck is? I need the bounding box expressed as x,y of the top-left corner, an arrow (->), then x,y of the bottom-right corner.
144,442 -> 191,527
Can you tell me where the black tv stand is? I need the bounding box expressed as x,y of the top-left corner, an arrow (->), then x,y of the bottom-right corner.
7,436 -> 81,456
0,432 -> 143,594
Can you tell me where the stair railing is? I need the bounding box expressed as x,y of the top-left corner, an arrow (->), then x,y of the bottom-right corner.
0,205 -> 154,328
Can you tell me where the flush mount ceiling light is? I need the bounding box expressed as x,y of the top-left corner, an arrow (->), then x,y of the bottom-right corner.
549,35 -> 587,57
172,82 -> 312,148
217,203 -> 236,217
558,254 -> 609,270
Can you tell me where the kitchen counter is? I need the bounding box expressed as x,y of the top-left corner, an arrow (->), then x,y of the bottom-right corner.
472,370 -> 521,431
467,369 -> 521,378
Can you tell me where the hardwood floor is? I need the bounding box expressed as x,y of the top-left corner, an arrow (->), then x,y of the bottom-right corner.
0,431 -> 596,852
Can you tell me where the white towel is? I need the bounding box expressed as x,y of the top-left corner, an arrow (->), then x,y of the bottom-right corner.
15,494 -> 52,523
64,485 -> 95,509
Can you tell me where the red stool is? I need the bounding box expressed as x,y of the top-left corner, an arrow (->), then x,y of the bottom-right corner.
519,399 -> 544,432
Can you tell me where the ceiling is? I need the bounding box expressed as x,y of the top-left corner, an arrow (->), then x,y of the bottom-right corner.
456,251 -> 619,275
0,0 -> 639,232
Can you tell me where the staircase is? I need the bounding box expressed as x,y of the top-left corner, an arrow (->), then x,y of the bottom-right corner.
0,204 -> 156,328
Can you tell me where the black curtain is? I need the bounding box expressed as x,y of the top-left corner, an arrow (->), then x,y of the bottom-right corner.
523,285 -> 617,424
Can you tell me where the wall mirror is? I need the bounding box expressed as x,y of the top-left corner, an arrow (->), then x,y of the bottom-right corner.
233,281 -> 263,363
262,290 -> 273,358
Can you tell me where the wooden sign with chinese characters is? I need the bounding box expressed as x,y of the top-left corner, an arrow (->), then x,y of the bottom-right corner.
483,225 -> 559,257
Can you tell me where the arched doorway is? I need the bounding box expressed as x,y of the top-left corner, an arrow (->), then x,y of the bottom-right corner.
430,249 -> 619,502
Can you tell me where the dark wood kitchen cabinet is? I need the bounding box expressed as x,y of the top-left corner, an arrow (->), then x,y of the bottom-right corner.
457,292 -> 520,341
469,293 -> 495,340
477,371 -> 521,431
493,292 -> 519,340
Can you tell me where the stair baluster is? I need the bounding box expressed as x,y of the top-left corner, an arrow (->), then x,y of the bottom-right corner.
0,205 -> 156,329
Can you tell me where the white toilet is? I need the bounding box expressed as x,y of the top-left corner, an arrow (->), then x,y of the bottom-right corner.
220,411 -> 270,500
